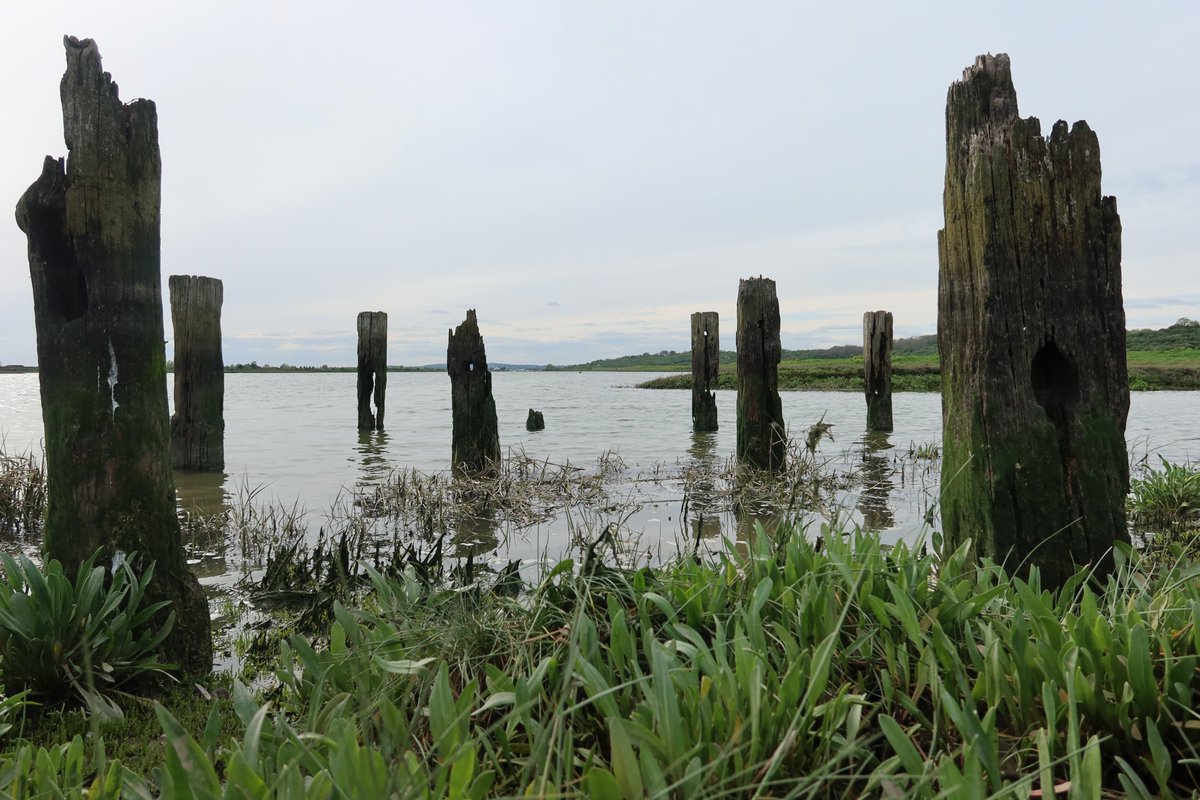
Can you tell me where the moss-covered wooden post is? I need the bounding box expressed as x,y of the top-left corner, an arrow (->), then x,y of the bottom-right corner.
357,311 -> 387,430
690,311 -> 719,432
448,309 -> 501,473
14,37 -> 211,674
937,54 -> 1129,588
863,310 -> 893,432
170,275 -> 224,470
736,278 -> 785,470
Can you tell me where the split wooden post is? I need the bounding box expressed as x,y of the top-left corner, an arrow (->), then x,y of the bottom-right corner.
14,37 -> 211,674
526,409 -> 545,431
357,311 -> 387,430
735,278 -> 785,470
448,309 -> 501,473
937,53 -> 1129,588
863,310 -> 893,432
690,311 -> 719,432
170,275 -> 224,470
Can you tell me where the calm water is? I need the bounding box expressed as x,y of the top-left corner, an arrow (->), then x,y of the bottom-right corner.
2,372 -> 1197,582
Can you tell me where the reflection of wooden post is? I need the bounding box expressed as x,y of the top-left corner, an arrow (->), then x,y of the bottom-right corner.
736,278 -> 785,470
690,311 -> 719,432
863,310 -> 893,432
938,54 -> 1129,588
357,311 -> 387,430
448,310 -> 500,473
14,37 -> 210,674
170,275 -> 224,470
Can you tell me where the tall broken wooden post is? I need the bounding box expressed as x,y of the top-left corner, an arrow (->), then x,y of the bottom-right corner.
736,278 -> 786,470
937,54 -> 1129,589
863,310 -> 893,432
170,275 -> 224,470
357,311 -> 387,430
690,311 -> 719,432
14,37 -> 211,674
448,309 -> 500,473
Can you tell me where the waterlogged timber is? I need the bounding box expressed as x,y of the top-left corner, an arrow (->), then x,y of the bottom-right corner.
938,54 -> 1129,589
736,277 -> 786,470
448,309 -> 501,473
690,311 -> 719,431
169,275 -> 224,470
356,311 -> 387,430
863,310 -> 894,431
13,37 -> 210,674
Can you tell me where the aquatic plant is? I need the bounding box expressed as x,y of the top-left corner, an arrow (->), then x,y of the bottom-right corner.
1130,456 -> 1200,532
0,447 -> 45,539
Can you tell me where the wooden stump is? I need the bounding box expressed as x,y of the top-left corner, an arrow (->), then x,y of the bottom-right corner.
169,275 -> 224,470
357,311 -> 387,430
690,311 -> 719,432
14,37 -> 211,674
448,310 -> 501,473
736,278 -> 786,470
937,54 -> 1129,589
526,409 -> 545,431
863,310 -> 893,432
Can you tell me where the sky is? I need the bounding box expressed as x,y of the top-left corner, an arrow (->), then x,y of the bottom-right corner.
1,2 -> 1197,367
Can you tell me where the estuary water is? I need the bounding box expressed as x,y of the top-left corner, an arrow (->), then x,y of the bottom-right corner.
1,371 -> 1197,585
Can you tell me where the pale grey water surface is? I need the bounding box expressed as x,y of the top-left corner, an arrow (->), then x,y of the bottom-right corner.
2,371 -> 1198,587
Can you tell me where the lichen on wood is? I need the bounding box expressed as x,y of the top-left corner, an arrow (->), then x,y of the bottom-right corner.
863,310 -> 893,432
170,275 -> 224,470
937,53 -> 1129,589
357,311 -> 387,430
691,311 -> 719,432
448,309 -> 501,473
14,36 -> 211,674
736,278 -> 785,470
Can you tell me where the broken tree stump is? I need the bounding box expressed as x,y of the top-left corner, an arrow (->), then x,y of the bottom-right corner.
736,278 -> 786,470
937,53 -> 1129,589
14,36 -> 211,674
448,309 -> 501,473
169,275 -> 224,470
357,311 -> 387,430
863,310 -> 893,432
691,311 -> 719,432
526,409 -> 545,431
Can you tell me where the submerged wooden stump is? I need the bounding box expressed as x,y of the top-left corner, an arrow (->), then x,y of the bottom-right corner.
169,275 -> 224,470
690,311 -> 719,432
526,409 -> 545,431
736,278 -> 785,470
448,310 -> 500,473
937,53 -> 1129,588
863,310 -> 893,432
14,37 -> 211,674
357,311 -> 387,430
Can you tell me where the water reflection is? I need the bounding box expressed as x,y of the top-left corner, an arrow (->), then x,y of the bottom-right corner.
450,501 -> 500,560
175,470 -> 231,581
683,431 -> 724,546
856,431 -> 895,531
355,429 -> 393,487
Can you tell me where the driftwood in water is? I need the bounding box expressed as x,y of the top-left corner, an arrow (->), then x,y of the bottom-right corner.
13,37 -> 211,674
937,53 -> 1129,589
863,310 -> 893,432
357,311 -> 387,430
526,409 -> 545,431
735,278 -> 785,470
690,311 -> 719,432
169,275 -> 224,470
448,310 -> 501,473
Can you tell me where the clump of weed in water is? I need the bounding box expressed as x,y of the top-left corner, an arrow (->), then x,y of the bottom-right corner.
1130,456 -> 1200,535
0,446 -> 45,541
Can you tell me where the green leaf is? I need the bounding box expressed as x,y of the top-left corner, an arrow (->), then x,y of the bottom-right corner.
585,768 -> 623,800
609,718 -> 643,800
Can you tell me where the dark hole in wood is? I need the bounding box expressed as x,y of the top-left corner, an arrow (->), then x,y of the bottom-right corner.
1030,340 -> 1079,414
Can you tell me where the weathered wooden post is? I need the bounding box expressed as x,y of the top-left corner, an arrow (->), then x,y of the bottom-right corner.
357,311 -> 387,430
14,37 -> 211,674
170,275 -> 224,470
690,311 -> 719,432
863,310 -> 893,432
937,54 -> 1129,588
448,309 -> 501,473
736,278 -> 785,470
526,409 -> 545,431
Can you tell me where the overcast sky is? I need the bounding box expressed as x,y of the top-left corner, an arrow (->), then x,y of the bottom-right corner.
2,2 -> 1196,367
